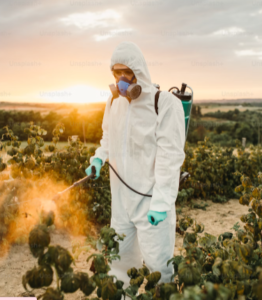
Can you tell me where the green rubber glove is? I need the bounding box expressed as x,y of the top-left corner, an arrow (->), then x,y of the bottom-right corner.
147,210 -> 167,226
85,158 -> 102,180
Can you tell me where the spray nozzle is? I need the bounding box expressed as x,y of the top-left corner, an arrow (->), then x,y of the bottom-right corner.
180,83 -> 187,94
52,166 -> 96,202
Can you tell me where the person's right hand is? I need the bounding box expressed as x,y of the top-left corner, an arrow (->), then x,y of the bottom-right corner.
147,210 -> 167,226
85,158 -> 103,180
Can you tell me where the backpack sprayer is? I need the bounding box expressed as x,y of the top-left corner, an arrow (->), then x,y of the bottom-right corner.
51,83 -> 193,212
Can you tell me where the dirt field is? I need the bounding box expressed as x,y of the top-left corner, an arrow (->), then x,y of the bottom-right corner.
0,198 -> 247,298
199,116 -> 236,123
200,105 -> 262,114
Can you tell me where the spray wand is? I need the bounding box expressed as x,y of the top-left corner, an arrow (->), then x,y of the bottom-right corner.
52,166 -> 96,202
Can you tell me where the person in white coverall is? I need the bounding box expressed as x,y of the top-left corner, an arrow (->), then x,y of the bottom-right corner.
87,41 -> 186,291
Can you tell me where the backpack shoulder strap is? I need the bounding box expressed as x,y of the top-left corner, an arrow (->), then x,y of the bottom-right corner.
154,90 -> 161,115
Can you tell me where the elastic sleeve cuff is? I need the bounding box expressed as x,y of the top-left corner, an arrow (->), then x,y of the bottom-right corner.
90,155 -> 106,167
149,202 -> 171,212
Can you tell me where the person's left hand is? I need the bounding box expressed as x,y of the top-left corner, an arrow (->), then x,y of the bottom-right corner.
147,210 -> 167,226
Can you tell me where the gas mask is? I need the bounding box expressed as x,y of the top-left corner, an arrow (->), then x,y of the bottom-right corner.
109,75 -> 142,104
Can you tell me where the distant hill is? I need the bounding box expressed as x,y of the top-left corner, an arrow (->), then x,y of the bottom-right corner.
1,98 -> 261,114
195,98 -> 262,105
0,101 -> 106,116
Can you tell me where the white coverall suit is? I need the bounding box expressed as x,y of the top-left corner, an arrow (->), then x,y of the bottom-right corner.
90,42 -> 186,290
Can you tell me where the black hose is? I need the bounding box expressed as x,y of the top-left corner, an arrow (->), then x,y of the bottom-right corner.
105,161 -> 152,197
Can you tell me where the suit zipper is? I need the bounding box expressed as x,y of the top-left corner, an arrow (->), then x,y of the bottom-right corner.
123,101 -> 132,175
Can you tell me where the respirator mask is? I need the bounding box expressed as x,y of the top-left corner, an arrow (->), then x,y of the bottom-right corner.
109,70 -> 142,103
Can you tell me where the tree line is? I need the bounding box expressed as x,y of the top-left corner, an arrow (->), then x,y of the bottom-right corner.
0,106 -> 261,147
0,109 -> 103,144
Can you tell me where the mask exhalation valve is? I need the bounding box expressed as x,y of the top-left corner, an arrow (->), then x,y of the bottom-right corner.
127,83 -> 142,100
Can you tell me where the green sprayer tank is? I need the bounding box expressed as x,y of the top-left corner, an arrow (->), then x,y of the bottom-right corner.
153,83 -> 193,144
153,82 -> 193,183
169,83 -> 193,144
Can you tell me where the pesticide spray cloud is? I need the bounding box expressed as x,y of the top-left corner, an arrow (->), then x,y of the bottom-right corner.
0,169 -> 95,257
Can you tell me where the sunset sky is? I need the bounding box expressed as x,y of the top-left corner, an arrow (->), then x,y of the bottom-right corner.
0,0 -> 262,103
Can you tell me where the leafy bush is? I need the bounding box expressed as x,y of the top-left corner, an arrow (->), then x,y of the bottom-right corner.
180,137 -> 262,203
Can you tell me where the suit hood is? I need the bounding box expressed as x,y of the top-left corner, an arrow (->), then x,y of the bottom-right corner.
110,41 -> 152,99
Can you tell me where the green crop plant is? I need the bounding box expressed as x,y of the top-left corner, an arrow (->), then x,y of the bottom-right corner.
181,137 -> 262,203
23,215 -> 184,300
172,172 -> 262,299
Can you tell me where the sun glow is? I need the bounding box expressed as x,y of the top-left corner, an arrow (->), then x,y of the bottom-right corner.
38,84 -> 111,103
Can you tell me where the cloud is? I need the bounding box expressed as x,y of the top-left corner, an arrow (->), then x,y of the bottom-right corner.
254,35 -> 262,43
235,49 -> 262,56
59,9 -> 121,29
94,28 -> 133,41
212,27 -> 245,36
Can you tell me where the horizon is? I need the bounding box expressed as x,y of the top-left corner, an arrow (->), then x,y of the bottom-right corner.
0,97 -> 262,106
